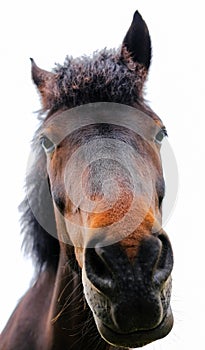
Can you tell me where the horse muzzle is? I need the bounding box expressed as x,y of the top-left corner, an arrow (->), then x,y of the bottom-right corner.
83,233 -> 174,347
96,307 -> 173,348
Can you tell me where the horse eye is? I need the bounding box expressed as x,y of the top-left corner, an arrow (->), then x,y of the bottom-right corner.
155,128 -> 167,145
40,136 -> 56,153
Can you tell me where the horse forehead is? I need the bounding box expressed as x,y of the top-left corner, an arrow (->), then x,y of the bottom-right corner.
42,102 -> 163,146
62,128 -> 155,179
62,135 -> 156,218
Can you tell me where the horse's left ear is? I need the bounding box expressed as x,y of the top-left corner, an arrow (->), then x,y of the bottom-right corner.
121,11 -> 152,71
30,58 -> 57,110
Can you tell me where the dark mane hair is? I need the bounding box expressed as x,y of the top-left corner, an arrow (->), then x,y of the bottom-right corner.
21,48 -> 148,272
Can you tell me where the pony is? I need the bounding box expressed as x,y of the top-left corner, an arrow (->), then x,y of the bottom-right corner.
0,11 -> 173,349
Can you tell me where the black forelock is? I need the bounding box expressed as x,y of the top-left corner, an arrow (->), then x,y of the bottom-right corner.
46,48 -> 146,112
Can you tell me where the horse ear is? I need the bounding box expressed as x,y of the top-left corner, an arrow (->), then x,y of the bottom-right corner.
121,11 -> 152,70
30,58 -> 56,109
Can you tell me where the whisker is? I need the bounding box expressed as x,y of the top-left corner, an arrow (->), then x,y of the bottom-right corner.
57,274 -> 77,302
52,283 -> 82,323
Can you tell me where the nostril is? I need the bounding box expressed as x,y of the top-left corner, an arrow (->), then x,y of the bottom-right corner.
153,233 -> 174,287
85,247 -> 115,293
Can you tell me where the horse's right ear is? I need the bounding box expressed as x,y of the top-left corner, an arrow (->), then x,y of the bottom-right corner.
121,11 -> 152,71
30,58 -> 57,110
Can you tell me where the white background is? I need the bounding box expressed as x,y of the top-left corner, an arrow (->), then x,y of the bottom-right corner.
0,1 -> 205,349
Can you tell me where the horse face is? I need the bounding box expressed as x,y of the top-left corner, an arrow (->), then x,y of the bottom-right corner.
31,10 -> 174,348
39,103 -> 173,348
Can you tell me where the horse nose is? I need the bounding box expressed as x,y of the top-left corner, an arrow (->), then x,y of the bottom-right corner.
85,243 -> 118,295
85,233 -> 173,295
151,233 -> 174,287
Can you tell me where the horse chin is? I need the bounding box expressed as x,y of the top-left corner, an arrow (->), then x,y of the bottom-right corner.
94,308 -> 174,348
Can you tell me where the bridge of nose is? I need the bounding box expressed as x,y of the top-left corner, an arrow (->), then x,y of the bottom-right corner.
77,137 -> 156,245
118,209 -> 157,262
81,194 -> 158,262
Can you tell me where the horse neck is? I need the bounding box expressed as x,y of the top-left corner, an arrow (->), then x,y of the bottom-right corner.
48,252 -> 118,350
0,253 -> 126,350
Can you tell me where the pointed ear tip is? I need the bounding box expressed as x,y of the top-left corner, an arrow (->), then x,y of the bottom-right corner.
30,57 -> 37,67
133,10 -> 143,20
30,58 -> 42,86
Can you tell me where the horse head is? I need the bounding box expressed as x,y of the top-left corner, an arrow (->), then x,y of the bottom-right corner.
27,11 -> 173,349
